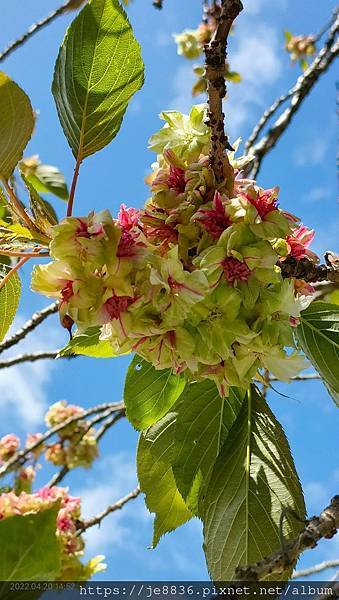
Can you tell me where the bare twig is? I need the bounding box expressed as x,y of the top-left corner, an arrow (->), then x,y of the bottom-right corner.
235,495 -> 339,581
95,410 -> 126,442
78,487 -> 141,533
0,351 -> 59,369
246,13 -> 339,177
0,0 -> 86,64
0,303 -> 58,355
245,9 -> 339,151
204,0 -> 243,183
0,401 -> 124,478
292,559 -> 339,579
269,373 -> 321,382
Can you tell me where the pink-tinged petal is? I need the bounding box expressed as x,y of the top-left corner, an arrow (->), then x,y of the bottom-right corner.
102,294 -> 135,323
118,204 -> 140,230
242,188 -> 279,219
195,192 -> 232,239
222,257 -> 252,285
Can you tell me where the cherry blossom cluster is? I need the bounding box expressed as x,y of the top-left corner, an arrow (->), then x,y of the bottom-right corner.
284,31 -> 316,70
0,485 -> 105,580
31,104 -> 318,397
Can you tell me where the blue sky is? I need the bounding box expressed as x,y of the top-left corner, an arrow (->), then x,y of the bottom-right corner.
0,0 -> 338,582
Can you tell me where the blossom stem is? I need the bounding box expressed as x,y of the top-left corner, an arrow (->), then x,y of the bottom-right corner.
0,256 -> 31,291
67,155 -> 82,217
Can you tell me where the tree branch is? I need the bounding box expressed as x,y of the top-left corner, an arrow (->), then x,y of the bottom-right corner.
0,303 -> 58,356
0,351 -> 60,369
292,559 -> 339,579
279,257 -> 339,284
0,0 -> 86,64
204,0 -> 243,183
246,12 -> 339,177
245,9 -> 339,152
78,487 -> 141,533
47,406 -> 126,487
235,496 -> 339,581
0,401 -> 124,477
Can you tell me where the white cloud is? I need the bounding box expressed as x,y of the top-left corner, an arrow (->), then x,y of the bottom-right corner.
304,186 -> 331,203
168,24 -> 282,136
226,25 -> 283,135
245,0 -> 287,15
293,136 -> 330,167
79,452 -> 145,555
0,312 -> 63,427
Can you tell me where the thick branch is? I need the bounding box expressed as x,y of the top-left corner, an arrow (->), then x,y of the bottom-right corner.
78,487 -> 140,533
0,0 -> 86,64
246,13 -> 339,177
279,257 -> 339,284
204,0 -> 243,183
0,401 -> 124,477
235,496 -> 339,581
0,303 -> 58,356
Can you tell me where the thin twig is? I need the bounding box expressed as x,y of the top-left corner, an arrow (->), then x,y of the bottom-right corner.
204,0 -> 243,183
0,351 -> 59,369
0,0 -> 86,64
47,407 -> 126,486
0,303 -> 58,355
0,401 -> 124,477
0,257 -> 31,291
269,374 -> 321,382
245,9 -> 339,151
246,14 -> 339,177
292,559 -> 339,579
78,487 -> 141,533
235,495 -> 339,581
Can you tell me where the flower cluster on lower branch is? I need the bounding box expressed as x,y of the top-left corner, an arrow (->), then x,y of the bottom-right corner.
32,105 -> 318,397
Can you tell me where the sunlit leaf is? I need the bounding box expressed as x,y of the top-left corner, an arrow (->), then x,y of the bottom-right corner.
202,385 -> 305,582
0,72 -> 35,180
124,356 -> 186,430
137,412 -> 192,547
296,301 -> 339,407
52,0 -> 144,161
0,268 -> 21,342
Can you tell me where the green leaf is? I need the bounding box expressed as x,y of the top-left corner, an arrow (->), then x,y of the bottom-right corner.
0,72 -> 35,180
25,164 -> 69,201
202,385 -> 305,582
124,356 -> 186,430
0,269 -> 21,342
0,505 -> 61,580
52,0 -> 144,160
137,412 -> 192,547
296,302 -> 339,407
173,382 -> 245,512
59,325 -> 122,358
284,31 -> 292,43
21,174 -> 58,237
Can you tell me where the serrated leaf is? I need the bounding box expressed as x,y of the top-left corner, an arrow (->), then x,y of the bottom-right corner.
22,174 -> 57,236
137,412 -> 192,547
0,269 -> 21,342
124,356 -> 186,430
59,325 -> 123,358
203,385 -> 306,582
25,163 -> 69,201
52,0 -> 144,161
0,72 -> 35,180
296,302 -> 339,407
0,505 -> 61,580
173,382 -> 245,512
